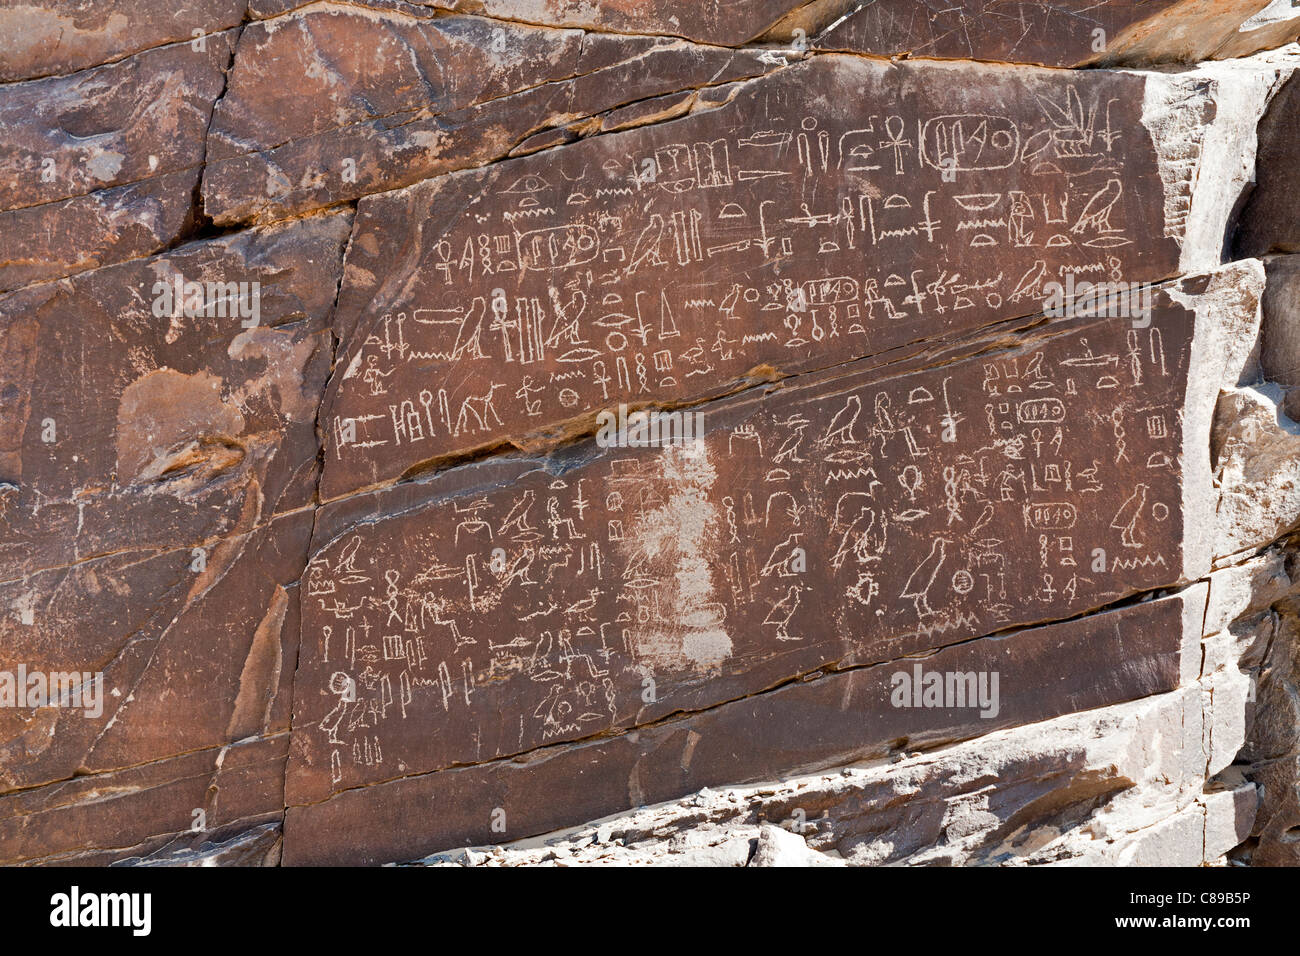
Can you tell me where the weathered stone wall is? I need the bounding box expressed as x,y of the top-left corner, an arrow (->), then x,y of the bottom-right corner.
1,0 -> 1298,867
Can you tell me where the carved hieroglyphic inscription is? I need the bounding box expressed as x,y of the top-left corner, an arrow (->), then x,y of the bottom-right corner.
292,297 -> 1199,803
285,587 -> 1201,864
321,56 -> 1189,499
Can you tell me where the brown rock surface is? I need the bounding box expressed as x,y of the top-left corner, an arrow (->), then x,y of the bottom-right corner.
206,7 -> 585,163
0,510 -> 310,795
0,734 -> 289,866
283,265 -> 1255,835
0,0 -> 247,82
1236,71 -> 1300,257
425,0 -> 809,46
0,31 -> 239,292
2,0 -> 1299,870
805,0 -> 1300,68
1260,255 -> 1300,422
284,590 -> 1205,864
202,4 -> 790,224
0,213 -> 348,805
0,170 -> 201,293
0,34 -> 236,212
322,54 -> 1221,498
0,211 -> 351,578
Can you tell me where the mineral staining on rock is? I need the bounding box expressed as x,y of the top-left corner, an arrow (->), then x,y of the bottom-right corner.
0,0 -> 247,83
0,212 -> 352,581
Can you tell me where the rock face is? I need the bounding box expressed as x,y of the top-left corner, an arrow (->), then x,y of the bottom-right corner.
201,7 -> 791,225
0,0 -> 246,82
324,55 -> 1198,495
1,0 -> 1299,867
291,276 -> 1235,795
803,0 -> 1300,68
1237,70 -> 1300,257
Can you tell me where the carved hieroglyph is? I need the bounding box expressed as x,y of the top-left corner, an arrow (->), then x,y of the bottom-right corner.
1,0 -> 1295,869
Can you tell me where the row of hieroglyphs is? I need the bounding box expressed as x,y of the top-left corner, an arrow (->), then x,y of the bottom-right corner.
319,57 -> 1192,498
293,296 -> 1197,801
